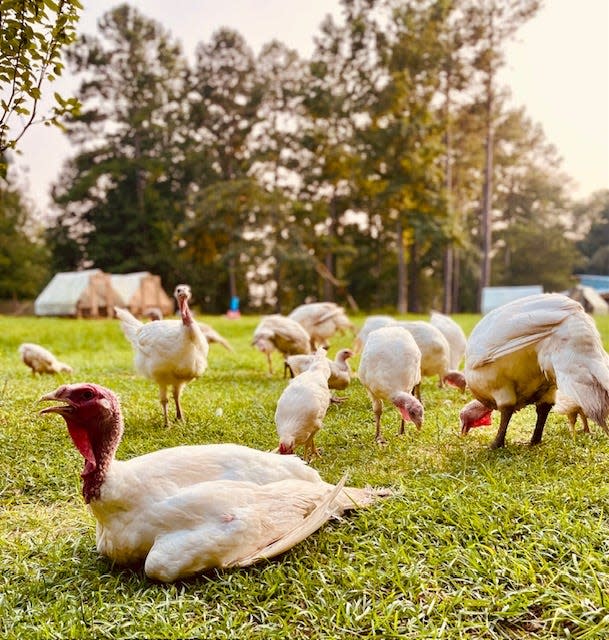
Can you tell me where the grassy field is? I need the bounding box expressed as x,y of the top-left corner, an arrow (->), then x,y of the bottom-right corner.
1,311 -> 609,639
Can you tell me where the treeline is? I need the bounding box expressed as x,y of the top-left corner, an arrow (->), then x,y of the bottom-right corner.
2,0 -> 608,312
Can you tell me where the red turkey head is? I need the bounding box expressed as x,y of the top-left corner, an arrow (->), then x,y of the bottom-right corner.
459,399 -> 493,435
39,383 -> 123,500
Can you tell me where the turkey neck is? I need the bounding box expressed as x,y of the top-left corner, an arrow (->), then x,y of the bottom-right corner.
76,408 -> 123,504
179,296 -> 194,327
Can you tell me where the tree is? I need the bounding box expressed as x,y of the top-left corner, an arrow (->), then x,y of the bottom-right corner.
352,0 -> 448,312
464,0 -> 542,309
297,1 -> 384,305
434,0 -> 473,312
251,40 -> 312,311
0,176 -> 49,298
0,0 -> 82,174
184,28 -> 266,308
494,222 -> 579,291
575,190 -> 609,274
181,178 -> 278,311
48,4 -> 189,286
480,106 -> 577,290
438,95 -> 487,312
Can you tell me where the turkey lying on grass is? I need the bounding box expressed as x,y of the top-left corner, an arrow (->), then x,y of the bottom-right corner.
286,348 -> 353,403
39,382 -> 389,582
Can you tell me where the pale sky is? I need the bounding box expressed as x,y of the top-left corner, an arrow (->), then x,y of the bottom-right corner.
11,0 -> 609,215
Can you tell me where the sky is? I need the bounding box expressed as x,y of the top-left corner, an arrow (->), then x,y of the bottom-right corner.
10,0 -> 609,215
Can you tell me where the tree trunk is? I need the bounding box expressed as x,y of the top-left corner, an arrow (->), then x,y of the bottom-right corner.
396,217 -> 408,313
323,252 -> 334,301
228,256 -> 237,301
374,235 -> 382,309
442,61 -> 454,313
274,262 -> 282,313
480,88 -> 494,307
479,14 -> 496,312
409,236 -> 419,313
323,196 -> 337,301
452,248 -> 461,312
443,245 -> 454,313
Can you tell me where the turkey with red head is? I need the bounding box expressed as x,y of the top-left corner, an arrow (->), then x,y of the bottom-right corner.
39,382 -> 388,582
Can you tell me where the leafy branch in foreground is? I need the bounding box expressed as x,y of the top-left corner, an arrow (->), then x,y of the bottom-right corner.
0,0 -> 82,175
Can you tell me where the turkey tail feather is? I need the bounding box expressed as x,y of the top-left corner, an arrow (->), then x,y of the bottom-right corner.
548,313 -> 609,432
228,475 -> 348,567
334,484 -> 394,510
114,307 -> 143,347
228,477 -> 392,568
216,337 -> 234,352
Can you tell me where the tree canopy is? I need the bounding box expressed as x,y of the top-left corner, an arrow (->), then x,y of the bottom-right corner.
0,0 -> 82,176
0,176 -> 49,298
33,0 -> 600,313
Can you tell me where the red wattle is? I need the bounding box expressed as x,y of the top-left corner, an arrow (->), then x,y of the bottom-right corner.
67,424 -> 97,470
474,413 -> 493,427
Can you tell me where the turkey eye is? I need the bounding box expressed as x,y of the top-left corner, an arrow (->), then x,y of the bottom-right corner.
82,390 -> 94,400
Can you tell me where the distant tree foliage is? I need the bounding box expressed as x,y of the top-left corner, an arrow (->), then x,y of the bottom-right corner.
0,177 -> 49,297
576,190 -> 609,275
0,0 -> 82,176
49,4 -> 189,286
462,0 -> 542,307
40,0 -> 588,313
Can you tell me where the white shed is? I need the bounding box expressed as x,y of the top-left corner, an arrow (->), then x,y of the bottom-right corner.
481,285 -> 544,315
34,269 -> 120,317
110,272 -> 174,317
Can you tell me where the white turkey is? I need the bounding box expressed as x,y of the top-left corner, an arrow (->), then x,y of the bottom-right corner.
396,320 -> 466,397
353,315 -> 396,354
38,382 -> 387,582
145,307 -> 164,321
358,326 -> 424,444
553,350 -> 609,436
198,322 -> 234,352
251,314 -> 311,375
145,307 -> 233,352
286,348 -> 353,391
288,302 -> 354,350
275,347 -> 332,460
18,343 -> 73,376
552,347 -> 609,436
115,284 -> 209,426
554,391 -> 590,436
460,293 -> 609,448
429,311 -> 467,370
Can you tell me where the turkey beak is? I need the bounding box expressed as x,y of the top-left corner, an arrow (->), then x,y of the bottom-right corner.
38,386 -> 74,415
460,418 -> 470,436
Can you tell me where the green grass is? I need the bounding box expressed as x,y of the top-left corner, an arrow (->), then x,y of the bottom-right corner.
1,312 -> 609,639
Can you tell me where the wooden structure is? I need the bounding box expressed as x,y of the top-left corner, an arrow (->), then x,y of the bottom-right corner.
110,272 -> 174,318
34,270 -> 173,318
34,269 -> 119,318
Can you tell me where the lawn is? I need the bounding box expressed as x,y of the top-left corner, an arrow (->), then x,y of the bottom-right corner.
1,312 -> 608,639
